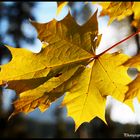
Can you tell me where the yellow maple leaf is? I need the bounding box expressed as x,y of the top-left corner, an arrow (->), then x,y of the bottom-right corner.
100,2 -> 140,27
31,12 -> 100,54
0,11 -> 133,130
63,52 -> 131,129
123,54 -> 140,102
0,12 -> 99,116
10,64 -> 84,117
100,2 -> 133,25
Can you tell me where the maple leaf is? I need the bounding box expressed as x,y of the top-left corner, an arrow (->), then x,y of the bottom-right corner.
100,2 -> 140,27
30,12 -> 100,54
0,12 -> 99,116
100,2 -> 133,25
123,54 -> 140,102
62,52 -> 131,129
1,44 -> 90,118
0,11 -> 133,130
10,64 -> 84,117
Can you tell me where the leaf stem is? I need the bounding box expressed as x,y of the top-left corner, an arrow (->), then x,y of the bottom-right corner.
94,30 -> 140,59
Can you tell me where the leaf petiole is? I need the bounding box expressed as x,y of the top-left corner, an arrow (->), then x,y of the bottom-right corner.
94,30 -> 140,59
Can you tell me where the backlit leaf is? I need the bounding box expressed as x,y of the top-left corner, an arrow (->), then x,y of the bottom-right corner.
123,54 -> 140,102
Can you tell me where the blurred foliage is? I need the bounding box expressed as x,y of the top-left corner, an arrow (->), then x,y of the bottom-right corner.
0,106 -> 140,138
0,2 -> 35,48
